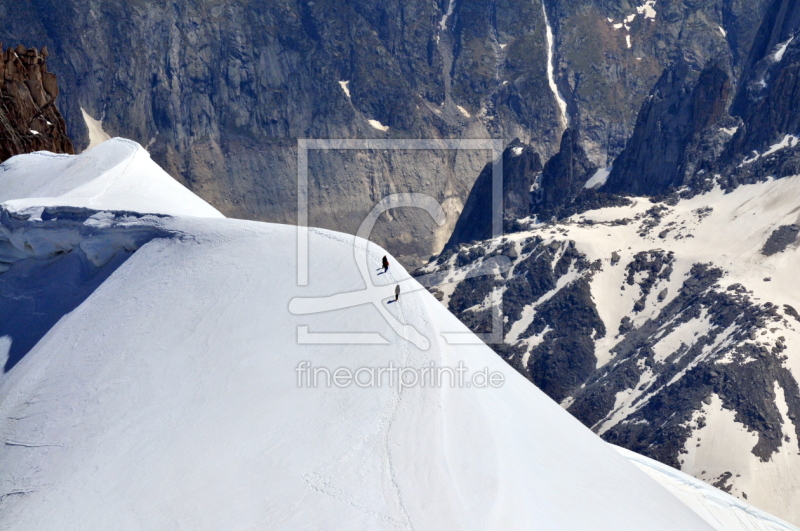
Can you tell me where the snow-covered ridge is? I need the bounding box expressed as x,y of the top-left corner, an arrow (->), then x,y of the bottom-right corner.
0,138 -> 223,218
0,138 -> 739,529
618,446 -> 799,531
0,215 -> 715,529
0,139 -> 793,529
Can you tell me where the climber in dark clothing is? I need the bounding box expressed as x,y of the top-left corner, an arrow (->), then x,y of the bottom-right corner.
395,284 -> 400,302
382,255 -> 389,273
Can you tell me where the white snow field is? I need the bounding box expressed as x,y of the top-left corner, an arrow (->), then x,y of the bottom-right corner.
0,142 -> 794,530
617,446 -> 798,531
0,138 -> 223,218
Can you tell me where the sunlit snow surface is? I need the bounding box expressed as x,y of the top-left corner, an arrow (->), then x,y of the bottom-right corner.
618,446 -> 799,531
0,138 -> 223,218
0,140 -> 721,530
0,140 -> 792,529
0,219 -> 716,530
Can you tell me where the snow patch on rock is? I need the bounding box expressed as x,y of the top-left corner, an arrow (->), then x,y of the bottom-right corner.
636,1 -> 657,20
742,134 -> 799,164
773,37 -> 794,63
439,0 -> 455,31
542,3 -> 569,128
585,167 -> 612,189
80,107 -> 111,150
338,80 -> 351,98
368,119 -> 389,132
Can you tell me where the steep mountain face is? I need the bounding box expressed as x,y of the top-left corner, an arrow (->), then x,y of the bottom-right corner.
421,0 -> 800,525
421,178 -> 800,525
548,0 -> 769,165
533,127 -> 599,218
445,138 -> 542,248
0,44 -> 73,162
0,0 -> 777,266
602,0 -> 800,198
602,61 -> 732,195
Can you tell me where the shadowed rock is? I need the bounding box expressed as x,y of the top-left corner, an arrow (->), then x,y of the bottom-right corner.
0,44 -> 73,162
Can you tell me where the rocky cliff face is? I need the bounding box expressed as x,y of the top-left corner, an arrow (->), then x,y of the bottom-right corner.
534,127 -> 598,217
602,60 -> 732,195
0,0 -> 779,266
445,138 -> 542,248
0,44 -> 73,162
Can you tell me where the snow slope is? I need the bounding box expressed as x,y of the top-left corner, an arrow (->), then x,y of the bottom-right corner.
0,138 -> 223,218
80,107 -> 112,149
0,140 -> 794,529
617,446 -> 799,531
0,214 -> 716,530
0,140 -> 721,530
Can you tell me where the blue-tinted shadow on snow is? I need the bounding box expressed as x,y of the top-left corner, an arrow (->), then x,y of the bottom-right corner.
0,247 -> 133,372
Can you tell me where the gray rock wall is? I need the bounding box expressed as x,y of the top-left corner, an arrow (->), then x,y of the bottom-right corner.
0,0 -> 776,264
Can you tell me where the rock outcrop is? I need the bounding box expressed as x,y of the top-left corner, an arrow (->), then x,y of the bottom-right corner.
602,61 -> 732,196
445,139 -> 542,249
533,127 -> 598,219
0,44 -> 73,162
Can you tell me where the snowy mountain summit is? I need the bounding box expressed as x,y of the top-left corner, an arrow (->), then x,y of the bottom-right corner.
0,138 -> 223,218
0,141 -> 795,530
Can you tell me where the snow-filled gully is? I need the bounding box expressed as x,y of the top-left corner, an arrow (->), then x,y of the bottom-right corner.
541,1 -> 568,128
